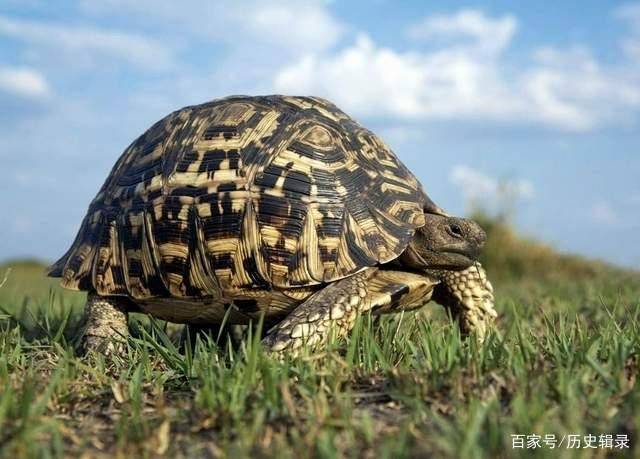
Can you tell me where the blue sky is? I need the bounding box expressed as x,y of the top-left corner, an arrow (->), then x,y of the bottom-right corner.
0,0 -> 639,268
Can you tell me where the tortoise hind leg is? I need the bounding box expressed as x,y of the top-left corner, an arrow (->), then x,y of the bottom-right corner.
80,293 -> 129,355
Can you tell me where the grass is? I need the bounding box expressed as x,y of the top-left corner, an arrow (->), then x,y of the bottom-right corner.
0,221 -> 639,458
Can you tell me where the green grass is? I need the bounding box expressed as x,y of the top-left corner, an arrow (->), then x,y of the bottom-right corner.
0,222 -> 639,458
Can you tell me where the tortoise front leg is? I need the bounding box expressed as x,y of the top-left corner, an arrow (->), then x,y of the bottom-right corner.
81,293 -> 129,355
262,269 -> 440,355
262,269 -> 376,355
432,262 -> 497,341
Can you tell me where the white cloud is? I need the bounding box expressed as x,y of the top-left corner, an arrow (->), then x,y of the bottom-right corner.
0,66 -> 49,98
275,34 -> 519,120
591,201 -> 620,226
274,9 -> 640,132
237,2 -> 344,54
376,126 -> 427,146
449,165 -> 534,207
406,9 -> 517,54
522,47 -> 640,130
79,0 -> 344,56
0,15 -> 173,69
623,40 -> 640,60
615,3 -> 640,60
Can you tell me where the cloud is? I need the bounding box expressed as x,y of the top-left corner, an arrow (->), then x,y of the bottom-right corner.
0,15 -> 173,69
615,3 -> 640,60
449,165 -> 534,208
522,46 -> 640,130
406,8 -> 517,54
234,1 -> 345,54
590,201 -> 620,226
0,66 -> 49,98
79,0 -> 344,56
275,34 -> 519,120
274,9 -> 640,132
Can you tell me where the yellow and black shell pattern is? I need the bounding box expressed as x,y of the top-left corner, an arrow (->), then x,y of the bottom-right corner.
49,96 -> 436,300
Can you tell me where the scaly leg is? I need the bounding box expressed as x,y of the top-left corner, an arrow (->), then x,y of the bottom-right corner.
262,268 -> 441,355
262,269 -> 375,355
433,262 -> 497,341
81,293 -> 129,355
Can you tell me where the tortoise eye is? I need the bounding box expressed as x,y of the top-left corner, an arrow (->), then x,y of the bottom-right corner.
449,224 -> 463,238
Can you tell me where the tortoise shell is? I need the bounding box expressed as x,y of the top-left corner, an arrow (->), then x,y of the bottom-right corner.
50,96 -> 438,300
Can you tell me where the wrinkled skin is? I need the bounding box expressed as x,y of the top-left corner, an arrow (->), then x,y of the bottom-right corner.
399,213 -> 486,271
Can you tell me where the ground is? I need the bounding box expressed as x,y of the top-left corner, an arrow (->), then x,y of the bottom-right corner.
0,218 -> 638,458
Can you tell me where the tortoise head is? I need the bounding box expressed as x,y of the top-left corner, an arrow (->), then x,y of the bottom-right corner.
399,210 -> 486,271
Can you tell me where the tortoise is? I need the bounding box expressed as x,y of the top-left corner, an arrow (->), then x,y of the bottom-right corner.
48,95 -> 497,355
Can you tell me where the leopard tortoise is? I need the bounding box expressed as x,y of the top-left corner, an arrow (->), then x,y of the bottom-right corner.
49,95 -> 497,355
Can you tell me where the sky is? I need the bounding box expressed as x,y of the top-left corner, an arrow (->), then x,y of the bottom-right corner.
0,0 -> 639,268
